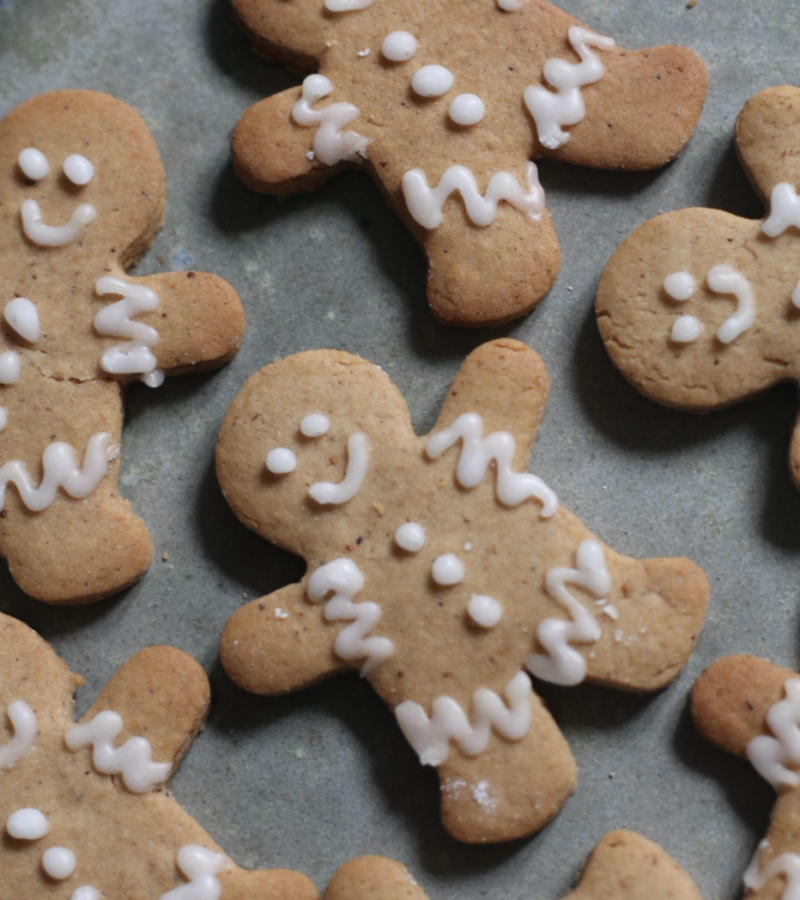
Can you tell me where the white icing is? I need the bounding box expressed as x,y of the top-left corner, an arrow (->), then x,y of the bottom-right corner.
65,709 -> 171,792
431,553 -> 464,585
382,31 -> 417,62
266,448 -> 297,474
71,888 -> 101,900
0,407 -> 8,431
395,671 -> 532,766
293,75 -> 369,166
497,0 -> 525,9
524,26 -> 616,150
403,163 -> 545,229
42,846 -> 77,880
325,0 -> 375,10
94,276 -> 161,385
63,155 -> 94,186
21,198 -> 97,246
527,540 -> 611,686
763,183 -> 800,237
395,521 -> 426,552
0,350 -> 21,384
300,413 -> 330,437
0,432 -> 116,512
426,412 -> 558,516
411,65 -> 454,98
468,595 -> 503,628
159,845 -> 234,900
671,315 -> 703,343
308,432 -> 369,504
0,700 -> 37,770
142,369 -> 165,388
449,94 -> 485,126
663,271 -> 696,302
4,297 -> 40,343
307,558 -> 394,675
744,840 -> 800,900
7,807 -> 50,839
747,678 -> 800,789
18,148 -> 49,181
707,263 -> 756,343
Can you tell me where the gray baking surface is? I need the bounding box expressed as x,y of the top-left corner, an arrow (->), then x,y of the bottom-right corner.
0,1 -> 797,897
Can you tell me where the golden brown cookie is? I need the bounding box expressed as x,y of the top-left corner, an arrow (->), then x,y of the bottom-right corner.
692,655 -> 800,900
597,85 -> 800,491
0,89 -> 245,604
325,832 -> 702,900
0,611 -> 318,899
217,338 -> 709,843
230,0 -> 707,326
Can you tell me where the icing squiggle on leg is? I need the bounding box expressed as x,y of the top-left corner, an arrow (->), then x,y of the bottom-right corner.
159,845 -> 234,900
744,840 -> 800,900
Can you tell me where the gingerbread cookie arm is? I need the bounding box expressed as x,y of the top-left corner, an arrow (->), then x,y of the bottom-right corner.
564,830 -> 703,900
325,856 -> 428,900
222,583 -> 349,694
436,691 -> 577,843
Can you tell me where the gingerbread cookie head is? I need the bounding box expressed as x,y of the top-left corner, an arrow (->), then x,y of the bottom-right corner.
691,654 -> 800,900
597,86 -> 800,490
230,0 -> 707,326
0,612 -> 318,900
217,338 -> 709,843
0,90 -> 245,604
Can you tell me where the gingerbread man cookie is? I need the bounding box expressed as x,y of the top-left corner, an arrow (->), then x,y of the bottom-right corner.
217,338 -> 709,843
230,0 -> 707,326
0,611 -> 318,900
597,86 -> 800,493
692,654 -> 800,900
326,832 -> 702,900
0,89 -> 245,603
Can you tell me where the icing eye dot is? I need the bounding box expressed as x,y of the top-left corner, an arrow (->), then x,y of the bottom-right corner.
671,315 -> 702,343
468,594 -> 504,628
42,846 -> 77,880
382,31 -> 417,62
449,94 -> 485,126
412,65 -> 454,98
300,413 -> 330,437
63,155 -> 94,186
0,350 -> 21,385
4,297 -> 41,343
266,447 -> 297,474
395,522 -> 426,552
663,271 -> 696,301
18,148 -> 49,181
7,808 -> 50,840
432,553 -> 464,585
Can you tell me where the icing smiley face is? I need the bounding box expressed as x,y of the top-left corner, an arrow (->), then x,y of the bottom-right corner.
217,339 -> 709,843
231,0 -> 707,326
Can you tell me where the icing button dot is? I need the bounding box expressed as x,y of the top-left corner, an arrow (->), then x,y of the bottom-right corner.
266,448 -> 297,474
0,407 -> 8,431
395,522 -> 426,552
4,297 -> 41,343
63,155 -> 94,186
71,888 -> 101,900
468,595 -> 504,628
18,148 -> 49,181
7,808 -> 50,840
382,31 -> 417,62
0,350 -> 21,385
42,846 -> 77,880
300,413 -> 330,437
449,94 -> 485,126
432,553 -> 464,585
412,65 -> 454,98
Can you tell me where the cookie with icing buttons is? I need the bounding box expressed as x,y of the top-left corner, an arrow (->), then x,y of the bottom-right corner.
692,654 -> 800,900
0,611 -> 318,900
597,86 -> 800,492
325,832 -> 702,900
217,338 -> 709,843
0,89 -> 245,603
230,0 -> 707,327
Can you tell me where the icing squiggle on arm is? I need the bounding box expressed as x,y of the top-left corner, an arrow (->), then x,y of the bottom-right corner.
159,845 -> 234,900
524,26 -> 616,150
65,710 -> 172,792
402,163 -> 545,229
307,558 -> 394,675
94,276 -> 163,387
0,432 -> 117,512
762,183 -> 800,308
21,198 -> 97,247
747,678 -> 800,788
309,432 -> 369,504
743,840 -> 800,900
293,75 -> 369,166
527,540 -> 610,686
0,700 -> 37,770
426,412 -> 558,517
395,671 -> 532,766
